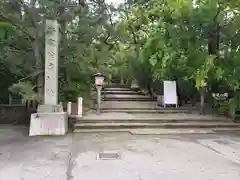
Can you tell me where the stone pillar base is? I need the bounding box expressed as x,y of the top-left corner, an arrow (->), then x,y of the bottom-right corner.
157,95 -> 164,106
29,112 -> 68,136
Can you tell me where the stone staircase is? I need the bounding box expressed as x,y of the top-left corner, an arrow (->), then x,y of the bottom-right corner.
73,84 -> 240,134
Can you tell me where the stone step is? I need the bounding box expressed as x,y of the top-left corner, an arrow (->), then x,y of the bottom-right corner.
74,128 -> 240,134
99,106 -> 198,110
76,112 -> 232,122
103,88 -> 132,91
75,118 -> 230,124
103,98 -> 156,101
74,122 -> 240,129
102,91 -> 142,95
104,94 -> 150,99
104,84 -> 130,88
100,101 -> 198,110
101,101 -> 158,109
99,109 -> 193,113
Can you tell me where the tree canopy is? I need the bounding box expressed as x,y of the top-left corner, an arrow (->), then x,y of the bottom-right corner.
1,0 -> 240,112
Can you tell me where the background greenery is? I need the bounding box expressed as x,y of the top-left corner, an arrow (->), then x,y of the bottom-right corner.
1,0 -> 240,114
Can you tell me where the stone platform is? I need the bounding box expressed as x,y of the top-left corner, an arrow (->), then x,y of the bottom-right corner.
73,112 -> 240,133
29,105 -> 68,136
73,84 -> 240,133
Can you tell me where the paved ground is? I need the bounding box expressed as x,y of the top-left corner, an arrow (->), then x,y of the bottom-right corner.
1,126 -> 240,180
0,126 -> 73,180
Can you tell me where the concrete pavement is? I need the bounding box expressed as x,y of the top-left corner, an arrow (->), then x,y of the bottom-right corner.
1,125 -> 240,180
70,133 -> 240,180
0,126 -> 73,180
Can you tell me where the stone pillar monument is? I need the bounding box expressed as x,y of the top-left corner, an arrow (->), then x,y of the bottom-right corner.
44,19 -> 59,105
29,20 -> 68,136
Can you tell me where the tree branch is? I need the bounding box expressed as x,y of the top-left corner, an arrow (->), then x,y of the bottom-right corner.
19,0 -> 39,31
231,29 -> 240,41
123,1 -> 138,44
0,14 -> 34,40
213,6 -> 221,23
100,1 -> 117,49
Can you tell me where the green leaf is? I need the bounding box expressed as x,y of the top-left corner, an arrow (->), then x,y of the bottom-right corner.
149,54 -> 157,66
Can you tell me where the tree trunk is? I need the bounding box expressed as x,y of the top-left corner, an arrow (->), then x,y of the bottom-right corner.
120,76 -> 124,85
33,39 -> 44,103
199,88 -> 205,114
29,0 -> 44,103
120,70 -> 124,85
208,22 -> 220,56
59,21 -> 70,90
147,83 -> 153,97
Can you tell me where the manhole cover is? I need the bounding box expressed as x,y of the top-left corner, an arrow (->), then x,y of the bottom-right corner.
97,151 -> 121,160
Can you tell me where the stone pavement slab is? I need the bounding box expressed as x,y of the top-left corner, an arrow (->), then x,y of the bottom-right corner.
1,126 -> 240,180
199,138 -> 240,164
70,133 -> 240,180
0,125 -> 73,180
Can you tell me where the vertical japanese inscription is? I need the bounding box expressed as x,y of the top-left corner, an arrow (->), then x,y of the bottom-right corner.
44,20 -> 59,105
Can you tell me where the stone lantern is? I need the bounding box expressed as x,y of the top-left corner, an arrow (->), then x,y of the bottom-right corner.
93,72 -> 105,114
94,72 -> 105,86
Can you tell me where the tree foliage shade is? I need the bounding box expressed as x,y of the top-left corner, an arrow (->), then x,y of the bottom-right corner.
0,0 -> 239,113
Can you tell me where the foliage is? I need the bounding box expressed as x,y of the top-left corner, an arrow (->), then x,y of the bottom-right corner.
0,0 -> 119,103
9,82 -> 38,101
0,0 -> 240,110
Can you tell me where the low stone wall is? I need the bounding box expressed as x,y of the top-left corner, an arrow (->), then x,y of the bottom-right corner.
0,105 -> 36,124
